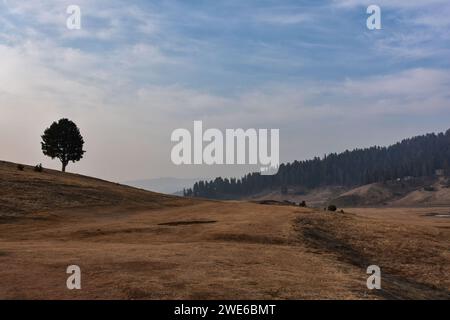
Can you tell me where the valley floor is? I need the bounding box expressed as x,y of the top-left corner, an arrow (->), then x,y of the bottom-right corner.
0,201 -> 449,299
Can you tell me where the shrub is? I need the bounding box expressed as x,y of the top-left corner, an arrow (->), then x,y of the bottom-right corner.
17,164 -> 24,171
34,164 -> 43,172
327,205 -> 337,212
299,201 -> 307,207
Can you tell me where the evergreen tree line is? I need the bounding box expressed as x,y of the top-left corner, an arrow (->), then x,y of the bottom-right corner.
184,129 -> 450,199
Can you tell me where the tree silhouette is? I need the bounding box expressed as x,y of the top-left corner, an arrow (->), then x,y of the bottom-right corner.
41,118 -> 85,172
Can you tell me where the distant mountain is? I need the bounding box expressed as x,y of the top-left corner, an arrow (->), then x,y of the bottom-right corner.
185,129 -> 450,199
124,177 -> 203,195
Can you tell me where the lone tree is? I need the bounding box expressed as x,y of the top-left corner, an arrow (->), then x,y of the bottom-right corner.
41,118 -> 85,172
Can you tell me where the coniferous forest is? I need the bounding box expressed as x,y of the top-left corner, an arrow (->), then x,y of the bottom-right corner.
184,129 -> 450,199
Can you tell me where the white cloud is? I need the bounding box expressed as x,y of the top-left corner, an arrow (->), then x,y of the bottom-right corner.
339,68 -> 450,114
1,0 -> 162,42
1,1 -> 450,181
343,68 -> 446,96
1,34 -> 449,179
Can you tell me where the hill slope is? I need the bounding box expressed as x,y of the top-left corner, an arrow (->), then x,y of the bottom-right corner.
331,176 -> 450,207
0,161 -> 194,217
0,160 -> 448,299
244,176 -> 450,208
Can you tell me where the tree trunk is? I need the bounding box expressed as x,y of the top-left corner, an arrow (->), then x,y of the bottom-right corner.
62,162 -> 67,172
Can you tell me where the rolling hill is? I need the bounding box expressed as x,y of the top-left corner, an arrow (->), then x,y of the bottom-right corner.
251,176 -> 450,208
0,160 -> 448,299
0,160 -> 195,218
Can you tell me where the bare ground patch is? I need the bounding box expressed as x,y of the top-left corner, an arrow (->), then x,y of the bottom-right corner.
71,227 -> 161,239
0,251 -> 10,257
158,220 -> 217,226
212,233 -> 292,246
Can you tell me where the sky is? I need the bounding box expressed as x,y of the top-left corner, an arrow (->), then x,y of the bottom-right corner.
1,0 -> 450,182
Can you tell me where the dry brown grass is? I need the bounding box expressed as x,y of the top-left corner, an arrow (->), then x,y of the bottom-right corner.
0,160 -> 196,217
0,202 -> 367,299
0,161 -> 449,299
296,207 -> 450,299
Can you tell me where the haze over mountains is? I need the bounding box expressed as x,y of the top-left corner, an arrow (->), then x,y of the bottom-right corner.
124,177 -> 203,195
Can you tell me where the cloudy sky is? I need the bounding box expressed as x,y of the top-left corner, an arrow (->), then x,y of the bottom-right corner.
1,0 -> 449,182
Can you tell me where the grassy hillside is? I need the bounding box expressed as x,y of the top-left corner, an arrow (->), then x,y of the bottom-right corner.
0,160 -> 448,299
0,161 -> 195,217
331,176 -> 450,207
246,176 -> 450,208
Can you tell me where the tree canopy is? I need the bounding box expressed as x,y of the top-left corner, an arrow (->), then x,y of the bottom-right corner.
41,118 -> 85,172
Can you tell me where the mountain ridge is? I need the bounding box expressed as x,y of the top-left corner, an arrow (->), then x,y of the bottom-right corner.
186,128 -> 450,200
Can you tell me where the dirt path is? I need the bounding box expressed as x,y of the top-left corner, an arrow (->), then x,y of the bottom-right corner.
296,208 -> 450,299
